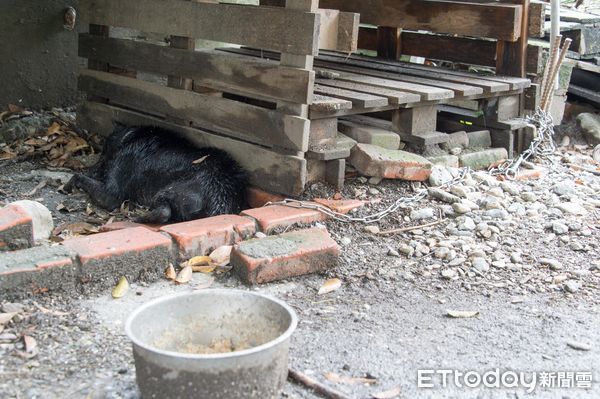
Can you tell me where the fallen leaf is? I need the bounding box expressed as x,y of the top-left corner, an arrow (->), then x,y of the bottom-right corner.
165,264 -> 177,280
318,278 -> 342,295
53,222 -> 99,236
446,310 -> 479,319
56,203 -> 66,212
26,180 -> 47,196
188,256 -> 212,267
0,312 -> 17,326
372,386 -> 401,399
209,245 -> 232,266
111,276 -> 129,299
192,155 -> 210,164
32,303 -> 69,316
192,265 -> 217,273
46,122 -> 61,135
0,150 -> 16,160
175,265 -> 193,284
324,372 -> 377,385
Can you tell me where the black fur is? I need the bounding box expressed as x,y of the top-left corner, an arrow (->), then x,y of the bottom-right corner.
65,125 -> 248,223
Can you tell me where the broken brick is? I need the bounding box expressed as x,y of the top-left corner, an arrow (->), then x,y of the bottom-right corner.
349,143 -> 432,181
231,227 -> 340,285
0,204 -> 34,252
241,205 -> 326,233
313,198 -> 365,214
161,215 -> 255,259
246,187 -> 285,209
62,227 -> 173,291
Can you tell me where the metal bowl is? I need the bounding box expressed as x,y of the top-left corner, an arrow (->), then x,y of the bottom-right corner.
125,289 -> 298,399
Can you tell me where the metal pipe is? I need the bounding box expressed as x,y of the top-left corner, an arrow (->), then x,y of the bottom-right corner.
550,0 -> 561,89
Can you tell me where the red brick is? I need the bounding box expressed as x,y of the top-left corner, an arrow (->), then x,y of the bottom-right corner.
241,205 -> 326,233
100,220 -> 161,232
62,227 -> 173,292
160,215 -> 255,259
231,227 -> 340,285
246,187 -> 285,209
0,204 -> 33,251
313,198 -> 365,214
348,143 -> 432,181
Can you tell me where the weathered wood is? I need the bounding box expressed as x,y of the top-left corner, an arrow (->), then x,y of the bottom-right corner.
496,0 -> 530,77
316,78 -> 420,105
529,1 -> 546,38
319,0 -> 523,41
79,34 -> 314,104
79,69 -> 310,152
377,26 -> 402,60
314,84 -> 388,108
392,105 -> 438,135
77,101 -> 307,196
337,12 -> 360,54
325,159 -> 345,190
80,0 -> 320,55
317,9 -> 360,53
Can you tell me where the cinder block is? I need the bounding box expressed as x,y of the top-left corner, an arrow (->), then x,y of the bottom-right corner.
459,148 -> 508,170
0,246 -> 77,299
466,130 -> 492,149
231,228 -> 340,285
161,215 -> 255,259
246,187 -> 285,209
241,206 -> 326,234
63,227 -> 173,291
0,204 -> 33,252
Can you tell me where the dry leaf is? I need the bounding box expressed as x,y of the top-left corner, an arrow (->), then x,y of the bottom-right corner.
53,222 -> 99,236
209,245 -> 232,266
324,372 -> 377,385
165,264 -> 177,280
192,155 -> 210,164
46,122 -> 61,135
0,312 -> 17,326
318,278 -> 342,295
175,265 -> 193,284
0,150 -> 16,160
372,386 -> 401,399
111,276 -> 129,299
26,180 -> 47,196
446,310 -> 479,318
33,303 -> 68,316
188,256 -> 212,267
192,265 -> 217,273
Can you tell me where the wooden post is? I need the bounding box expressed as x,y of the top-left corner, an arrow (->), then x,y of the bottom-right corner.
377,26 -> 402,60
495,0 -> 530,78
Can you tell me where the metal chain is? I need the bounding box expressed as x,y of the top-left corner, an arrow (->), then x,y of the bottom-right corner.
267,109 -> 556,224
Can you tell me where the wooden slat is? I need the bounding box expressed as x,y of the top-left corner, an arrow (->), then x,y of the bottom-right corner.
319,0 -> 523,41
316,59 -> 483,97
77,102 -> 308,196
79,34 -> 314,104
316,78 -> 420,105
315,67 -> 454,101
313,84 -> 388,108
80,0 -> 319,55
310,94 -> 352,113
319,51 -> 528,91
78,69 -> 309,152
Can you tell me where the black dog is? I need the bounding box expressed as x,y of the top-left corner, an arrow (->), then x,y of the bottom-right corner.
65,125 -> 248,223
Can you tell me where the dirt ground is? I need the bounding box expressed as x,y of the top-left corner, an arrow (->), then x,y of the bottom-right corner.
1,109 -> 599,398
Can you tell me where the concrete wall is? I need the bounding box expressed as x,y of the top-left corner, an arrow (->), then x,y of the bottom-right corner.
0,0 -> 82,109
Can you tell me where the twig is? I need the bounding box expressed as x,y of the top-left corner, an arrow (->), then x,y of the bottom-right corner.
377,218 -> 448,235
288,369 -> 352,399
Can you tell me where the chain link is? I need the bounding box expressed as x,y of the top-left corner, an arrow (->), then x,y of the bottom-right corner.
267,110 -> 555,224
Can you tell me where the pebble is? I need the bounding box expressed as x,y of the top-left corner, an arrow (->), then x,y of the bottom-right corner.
540,258 -> 563,271
510,252 -> 523,263
556,202 -> 588,216
500,182 -> 519,195
448,257 -> 466,267
491,260 -> 506,269
340,237 -> 352,246
487,187 -> 504,198
450,186 -> 469,198
433,247 -> 450,260
521,192 -> 538,202
410,208 -> 435,221
399,244 -> 414,257
364,225 -> 380,234
428,188 -> 461,204
457,217 -> 476,231
368,188 -> 380,195
569,242 -> 585,251
485,209 -> 509,220
255,232 -> 267,238
507,203 -> 526,216
552,222 -> 569,235
566,340 -> 591,351
441,269 -> 457,279
368,177 -> 383,185
1,303 -> 25,314
461,199 -> 479,211
472,257 -> 490,273
387,248 -> 400,257
552,181 -> 576,196
563,281 -> 582,294
452,203 -> 471,214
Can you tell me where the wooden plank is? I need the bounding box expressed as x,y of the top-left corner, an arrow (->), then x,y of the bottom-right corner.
319,51 -> 529,90
310,94 -> 352,113
317,9 -> 360,53
529,1 -> 546,38
496,0 -> 530,77
80,0 -> 319,55
313,84 -> 388,108
77,101 -> 307,196
316,78 -> 420,105
337,12 -> 360,53
79,34 -> 314,104
314,67 -> 454,101
319,0 -> 523,41
78,69 -> 309,152
377,26 -> 402,60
